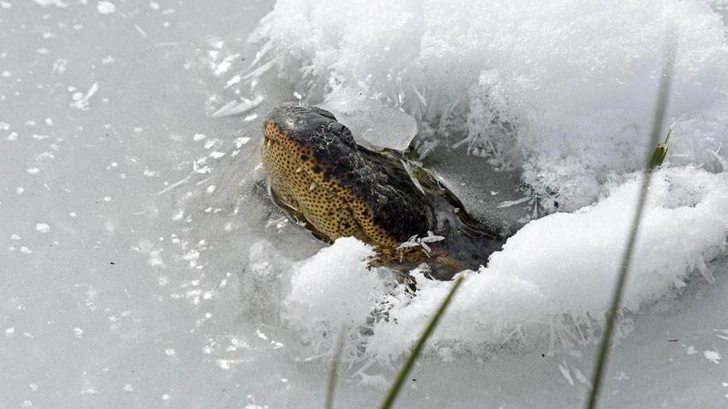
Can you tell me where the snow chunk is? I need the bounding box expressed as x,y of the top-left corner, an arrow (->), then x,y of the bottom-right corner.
35,223 -> 50,233
33,0 -> 67,7
71,83 -> 100,110
97,1 -> 116,14
281,237 -> 383,351
704,350 -> 721,364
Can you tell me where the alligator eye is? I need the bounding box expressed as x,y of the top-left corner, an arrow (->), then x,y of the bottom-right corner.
327,122 -> 345,134
312,107 -> 337,120
327,121 -> 355,148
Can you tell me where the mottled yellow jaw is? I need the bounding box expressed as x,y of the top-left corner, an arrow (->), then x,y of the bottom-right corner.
261,115 -> 398,252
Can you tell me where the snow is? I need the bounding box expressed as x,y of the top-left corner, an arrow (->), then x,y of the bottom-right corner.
251,0 -> 728,210
2,0 -> 728,408
280,238 -> 385,351
370,167 -> 727,356
96,1 -> 116,15
704,350 -> 722,364
32,0 -> 67,7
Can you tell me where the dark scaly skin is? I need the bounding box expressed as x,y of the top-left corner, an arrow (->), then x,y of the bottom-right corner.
261,105 -> 505,280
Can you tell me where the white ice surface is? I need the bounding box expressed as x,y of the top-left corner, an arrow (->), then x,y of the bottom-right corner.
3,1 -> 728,408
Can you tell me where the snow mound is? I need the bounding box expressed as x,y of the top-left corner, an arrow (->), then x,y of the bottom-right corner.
280,238 -> 385,354
247,0 -> 728,210
278,168 -> 728,363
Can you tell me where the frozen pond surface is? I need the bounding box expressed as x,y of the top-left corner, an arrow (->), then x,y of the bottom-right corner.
2,1 -> 728,408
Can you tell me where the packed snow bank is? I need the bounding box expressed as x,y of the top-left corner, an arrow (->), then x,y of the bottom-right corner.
248,0 -> 728,210
370,167 -> 728,356
268,167 -> 728,363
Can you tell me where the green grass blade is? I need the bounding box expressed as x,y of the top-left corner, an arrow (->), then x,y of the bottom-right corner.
379,275 -> 465,409
585,33 -> 677,409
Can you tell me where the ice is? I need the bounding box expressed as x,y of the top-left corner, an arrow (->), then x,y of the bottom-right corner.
210,95 -> 264,118
241,240 -> 295,324
319,89 -> 418,151
4,0 -> 728,408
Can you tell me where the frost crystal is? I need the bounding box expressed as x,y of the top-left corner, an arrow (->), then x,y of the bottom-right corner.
396,231 -> 445,257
